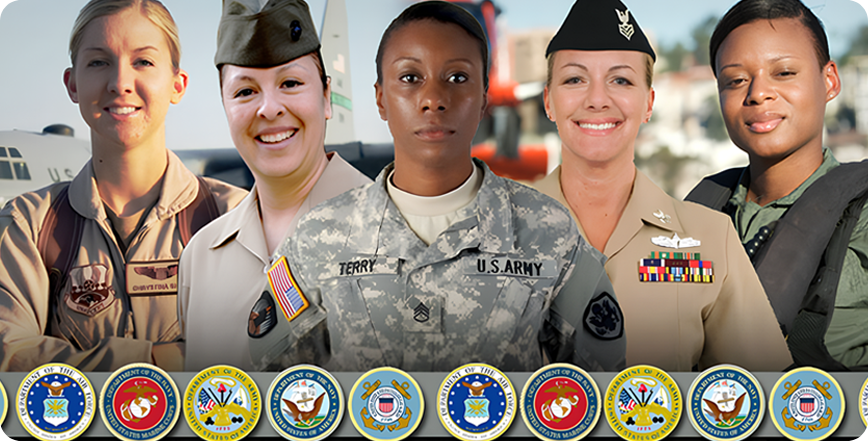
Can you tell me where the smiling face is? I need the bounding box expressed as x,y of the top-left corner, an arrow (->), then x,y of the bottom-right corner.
220,53 -> 331,180
375,19 -> 487,166
715,18 -> 840,163
64,7 -> 187,151
544,50 -> 653,166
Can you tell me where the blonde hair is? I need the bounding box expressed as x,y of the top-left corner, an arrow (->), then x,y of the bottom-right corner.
546,51 -> 655,89
69,0 -> 181,72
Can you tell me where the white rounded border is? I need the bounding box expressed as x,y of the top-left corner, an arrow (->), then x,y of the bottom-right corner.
265,364 -> 344,441
16,363 -> 96,441
437,363 -> 517,441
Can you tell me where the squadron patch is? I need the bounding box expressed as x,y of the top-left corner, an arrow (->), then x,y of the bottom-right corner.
248,291 -> 277,338
583,292 -> 623,340
349,367 -> 423,441
520,363 -> 600,441
184,365 -> 261,440
687,365 -> 763,441
266,365 -> 343,441
100,363 -> 179,441
605,365 -> 682,441
64,263 -> 116,316
268,257 -> 309,323
438,363 -> 516,441
769,367 -> 844,441
16,363 -> 96,441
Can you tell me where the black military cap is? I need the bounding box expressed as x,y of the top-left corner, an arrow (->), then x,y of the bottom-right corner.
215,0 -> 321,69
546,0 -> 656,61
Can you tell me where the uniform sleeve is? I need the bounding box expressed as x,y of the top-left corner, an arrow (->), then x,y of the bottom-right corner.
0,203 -> 152,372
543,238 -> 626,372
700,221 -> 793,371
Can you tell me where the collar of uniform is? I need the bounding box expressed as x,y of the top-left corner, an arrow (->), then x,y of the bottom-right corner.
533,166 -> 584,236
209,184 -> 263,251
67,159 -> 105,220
729,147 -> 840,210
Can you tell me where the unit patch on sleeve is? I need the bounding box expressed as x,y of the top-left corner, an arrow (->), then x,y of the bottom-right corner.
583,292 -> 623,341
126,260 -> 179,295
248,291 -> 277,339
638,251 -> 714,283
268,256 -> 309,323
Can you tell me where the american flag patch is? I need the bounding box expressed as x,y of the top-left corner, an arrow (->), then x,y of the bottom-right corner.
267,256 -> 309,322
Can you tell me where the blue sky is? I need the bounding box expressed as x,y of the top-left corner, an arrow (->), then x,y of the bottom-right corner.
0,0 -> 866,147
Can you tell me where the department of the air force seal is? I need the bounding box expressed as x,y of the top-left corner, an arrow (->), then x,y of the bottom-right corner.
439,363 -> 516,441
184,365 -> 261,440
520,363 -> 599,441
769,367 -> 844,441
16,363 -> 96,441
687,365 -> 763,441
861,377 -> 868,427
349,367 -> 423,441
267,365 -> 343,441
605,365 -> 681,441
100,363 -> 179,441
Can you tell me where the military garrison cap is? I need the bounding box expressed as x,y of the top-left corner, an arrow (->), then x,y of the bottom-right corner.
215,0 -> 321,69
546,0 -> 656,61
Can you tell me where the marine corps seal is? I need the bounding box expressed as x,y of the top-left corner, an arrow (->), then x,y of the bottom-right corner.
439,363 -> 516,441
349,367 -> 423,441
520,363 -> 599,441
16,363 -> 96,441
769,367 -> 844,441
184,365 -> 261,440
266,365 -> 343,441
605,365 -> 681,441
687,365 -> 763,441
100,363 -> 179,441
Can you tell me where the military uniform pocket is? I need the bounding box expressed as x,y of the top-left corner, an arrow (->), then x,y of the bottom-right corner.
474,277 -> 538,367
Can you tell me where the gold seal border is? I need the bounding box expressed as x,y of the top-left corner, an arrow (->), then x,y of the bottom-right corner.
604,364 -> 683,441
183,365 -> 262,441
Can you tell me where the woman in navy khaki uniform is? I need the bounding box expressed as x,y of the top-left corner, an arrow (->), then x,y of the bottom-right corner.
533,0 -> 791,371
177,0 -> 370,372
0,0 -> 246,372
248,0 -> 625,372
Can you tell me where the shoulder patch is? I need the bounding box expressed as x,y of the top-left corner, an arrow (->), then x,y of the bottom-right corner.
248,291 -> 277,339
583,292 -> 623,340
267,256 -> 309,323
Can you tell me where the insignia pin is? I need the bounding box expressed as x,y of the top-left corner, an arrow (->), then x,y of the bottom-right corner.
652,210 -> 671,224
651,233 -> 700,249
616,9 -> 634,40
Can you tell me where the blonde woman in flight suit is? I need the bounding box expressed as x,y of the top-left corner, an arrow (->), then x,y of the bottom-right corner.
0,0 -> 246,372
534,0 -> 792,371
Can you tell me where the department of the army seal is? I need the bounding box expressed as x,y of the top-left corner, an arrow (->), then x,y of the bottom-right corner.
349,367 -> 423,441
769,367 -> 844,441
605,365 -> 682,441
687,365 -> 763,441
266,365 -> 343,441
520,363 -> 599,441
439,363 -> 516,441
861,377 -> 868,427
16,363 -> 96,441
184,365 -> 261,440
100,363 -> 180,441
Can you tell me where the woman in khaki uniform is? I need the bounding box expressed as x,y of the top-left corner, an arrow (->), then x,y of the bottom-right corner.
177,0 -> 370,372
0,0 -> 246,372
533,0 -> 792,371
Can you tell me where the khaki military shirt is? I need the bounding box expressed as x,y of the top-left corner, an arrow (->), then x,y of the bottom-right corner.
0,150 -> 246,372
535,167 -> 791,371
728,149 -> 868,368
249,159 -> 625,372
178,153 -> 370,371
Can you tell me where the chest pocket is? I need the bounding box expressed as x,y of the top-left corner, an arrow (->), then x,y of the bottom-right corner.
473,277 -> 542,368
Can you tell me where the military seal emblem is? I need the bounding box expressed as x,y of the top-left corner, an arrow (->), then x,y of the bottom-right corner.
520,363 -> 599,441
439,363 -> 516,441
769,367 -> 844,441
861,376 -> 868,427
687,365 -> 763,441
266,365 -> 343,441
16,363 -> 96,441
349,367 -> 423,441
184,365 -> 261,440
605,365 -> 681,440
100,363 -> 179,441
0,378 -> 7,426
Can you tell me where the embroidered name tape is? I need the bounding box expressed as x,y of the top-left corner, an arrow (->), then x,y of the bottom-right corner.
322,257 -> 401,279
470,258 -> 558,278
126,260 -> 179,295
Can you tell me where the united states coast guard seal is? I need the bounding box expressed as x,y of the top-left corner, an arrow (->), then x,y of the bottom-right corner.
438,363 -> 516,441
687,365 -> 763,441
605,365 -> 681,441
520,363 -> 599,441
184,365 -> 261,440
769,367 -> 844,441
16,363 -> 96,441
266,365 -> 343,441
100,363 -> 180,441
349,367 -> 423,441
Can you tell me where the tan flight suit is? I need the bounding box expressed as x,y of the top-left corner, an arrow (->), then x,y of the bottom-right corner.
0,150 -> 246,372
178,152 -> 370,371
534,167 -> 792,371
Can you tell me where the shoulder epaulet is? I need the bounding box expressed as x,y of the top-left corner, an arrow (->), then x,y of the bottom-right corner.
684,167 -> 743,210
